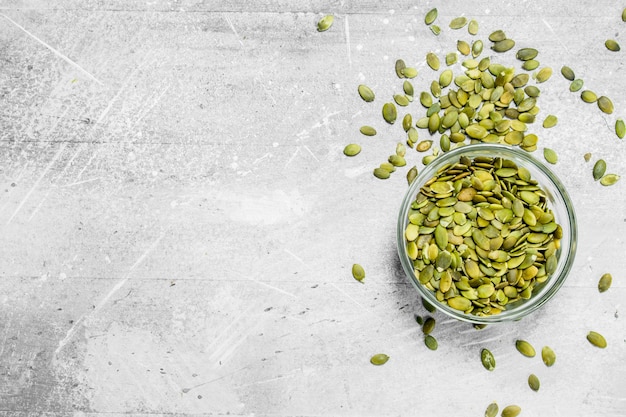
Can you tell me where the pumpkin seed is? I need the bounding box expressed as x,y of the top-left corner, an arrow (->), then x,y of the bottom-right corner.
605,39 -> 621,51
616,119 -> 625,139
491,39 -> 515,52
360,126 -> 377,136
488,30 -> 506,42
370,353 -> 390,365
445,52 -> 458,66
388,154 -> 406,167
569,79 -> 584,92
415,315 -> 424,325
561,65 -> 575,81
581,90 -> 597,103
543,115 -> 558,128
395,59 -> 406,78
528,374 -> 540,391
593,159 -> 606,181
623,7 -> 626,22
382,102 -> 397,124
481,348 -> 496,371
343,144 -> 361,157
430,25 -> 441,35
598,273 -> 612,293
449,16 -> 468,29
403,80 -> 414,97
541,346 -> 556,366
358,84 -> 375,102
516,48 -> 538,61
536,67 -> 552,83
424,8 -> 438,25
586,331 -> 607,348
522,59 -> 540,71
416,140 -> 433,152
472,41 -> 484,57
600,173 -> 620,186
501,405 -> 522,417
316,15 -> 334,32
597,96 -> 614,114
424,335 -> 438,350
543,148 -> 558,164
352,263 -> 365,282
402,67 -> 418,78
422,317 -> 436,334
468,19 -> 479,35
515,339 -> 536,357
426,52 -> 440,70
584,152 -> 592,162
373,167 -> 390,179
457,40 -> 471,56
485,402 -> 499,417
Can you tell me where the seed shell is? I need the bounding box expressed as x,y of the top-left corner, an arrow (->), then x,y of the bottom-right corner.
501,405 -> 522,417
425,8 -> 438,25
586,331 -> 607,348
343,144 -> 361,157
485,402 -> 499,417
358,84 -> 375,102
528,374 -> 540,391
561,65 -> 575,81
515,339 -> 536,357
541,346 -> 556,366
593,159 -> 606,181
616,119 -> 625,139
598,273 -> 612,292
543,148 -> 558,164
316,15 -> 334,32
360,126 -> 377,136
370,353 -> 390,365
605,39 -> 621,51
424,335 -> 438,350
597,96 -> 614,114
351,263 -> 365,281
600,173 -> 620,186
481,348 -> 496,371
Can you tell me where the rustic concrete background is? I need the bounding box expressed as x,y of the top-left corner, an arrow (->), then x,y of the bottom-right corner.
0,0 -> 625,415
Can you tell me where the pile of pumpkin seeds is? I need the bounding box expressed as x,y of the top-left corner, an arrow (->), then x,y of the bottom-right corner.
404,154 -> 561,317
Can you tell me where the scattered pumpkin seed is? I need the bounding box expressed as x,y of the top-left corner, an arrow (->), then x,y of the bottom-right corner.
536,67 -> 553,83
485,402 -> 499,417
472,40 -> 484,57
561,65 -> 575,81
569,79 -> 584,92
402,67 -> 418,78
501,405 -> 522,417
543,148 -> 558,164
395,59 -> 406,78
373,167 -> 390,179
488,29 -> 506,42
605,39 -> 621,51
370,353 -> 390,365
424,335 -> 438,350
422,317 -> 436,334
316,15 -> 334,32
449,16 -> 468,29
415,315 -> 424,325
600,173 -> 620,186
407,166 -> 418,185
584,152 -> 592,162
597,96 -> 614,114
491,38 -> 515,52
424,8 -> 438,25
586,331 -> 607,348
528,374 -> 540,391
516,340 -> 536,357
394,94 -> 410,107
343,144 -> 361,157
430,25 -> 441,35
360,126 -> 377,136
382,102 -> 397,124
522,59 -> 540,71
351,263 -> 365,282
358,84 -> 375,102
481,348 -> 496,371
468,19 -> 479,35
426,52 -> 440,70
543,115 -> 558,128
581,90 -> 597,103
593,159 -> 606,181
598,273 -> 612,293
445,52 -> 458,66
458,40 -> 471,56
422,297 -> 436,313
623,7 -> 626,22
516,48 -> 538,61
541,346 -> 556,366
616,119 -> 625,139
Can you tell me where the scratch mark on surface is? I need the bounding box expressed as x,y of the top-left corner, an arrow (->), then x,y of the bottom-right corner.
542,18 -> 568,52
181,366 -> 248,393
302,145 -> 320,162
224,15 -> 244,46
253,152 -> 271,165
74,149 -> 98,181
237,368 -> 303,387
284,146 -> 300,168
53,234 -> 164,357
27,189 -> 51,222
283,248 -> 305,265
6,143 -> 67,225
62,177 -> 101,187
344,15 -> 352,68
329,283 -> 367,310
0,13 -> 103,85
132,85 -> 171,127
205,304 -> 255,354
246,275 -> 298,298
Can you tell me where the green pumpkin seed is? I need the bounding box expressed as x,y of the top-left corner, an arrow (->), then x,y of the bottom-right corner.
536,67 -> 552,83
600,173 -> 620,186
485,402 -> 499,417
422,317 -> 436,334
426,52 -> 440,70
541,346 -> 556,366
586,331 -> 607,348
481,348 -> 496,371
343,144 -> 361,156
360,126 -> 377,136
472,40 -> 484,57
416,140 -> 433,152
395,59 -> 406,78
373,167 -> 390,179
430,25 -> 441,35
581,90 -> 597,103
352,263 -> 365,282
445,52 -> 458,66
440,69 -> 453,87
598,273 -> 612,292
515,339 -> 536,357
425,8 -> 438,25
316,15 -> 334,32
448,296 -> 471,311
491,39 -> 515,52
457,40 -> 471,56
358,84 -> 375,102
489,30 -> 506,42
570,79 -> 584,92
516,47 -> 538,61
561,65 -> 575,81
468,19 -> 479,35
623,7 -> 626,22
584,152 -> 592,162
543,115 -> 558,128
370,353 -> 390,365
402,67 -> 418,78
616,119 -> 625,139
597,96 -> 614,114
501,405 -> 522,417
424,335 -> 438,350
403,80 -> 414,97
605,39 -> 621,51
593,159 -> 606,181
528,374 -> 540,391
449,16 -> 468,29
394,94 -> 410,107
543,148 -> 558,164
522,59 -> 540,71
379,162 -> 395,173
382,102 -> 397,124
388,154 -> 406,167
415,315 -> 424,325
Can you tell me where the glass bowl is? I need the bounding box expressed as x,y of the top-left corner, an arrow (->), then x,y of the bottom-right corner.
397,143 -> 577,324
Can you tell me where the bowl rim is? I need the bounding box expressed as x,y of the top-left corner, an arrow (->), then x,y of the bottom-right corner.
396,143 -> 578,324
